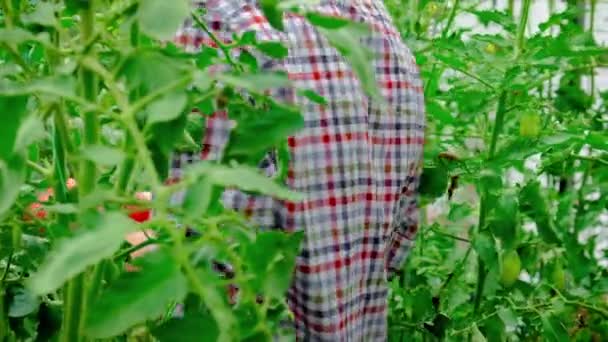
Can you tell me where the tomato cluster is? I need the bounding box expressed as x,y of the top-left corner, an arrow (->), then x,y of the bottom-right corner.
23,179 -> 152,229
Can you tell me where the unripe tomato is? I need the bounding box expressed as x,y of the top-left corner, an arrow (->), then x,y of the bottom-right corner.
520,112 -> 541,138
485,43 -> 498,54
425,2 -> 442,17
551,262 -> 566,291
500,250 -> 521,287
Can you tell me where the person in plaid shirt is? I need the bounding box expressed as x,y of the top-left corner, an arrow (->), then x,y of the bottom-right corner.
169,0 -> 426,340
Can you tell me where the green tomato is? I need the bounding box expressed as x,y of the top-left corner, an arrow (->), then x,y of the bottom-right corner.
550,262 -> 566,291
425,2 -> 443,17
500,250 -> 521,288
484,43 -> 498,54
520,112 -> 541,138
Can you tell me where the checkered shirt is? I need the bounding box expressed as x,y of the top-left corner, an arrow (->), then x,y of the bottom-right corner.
172,1 -> 425,340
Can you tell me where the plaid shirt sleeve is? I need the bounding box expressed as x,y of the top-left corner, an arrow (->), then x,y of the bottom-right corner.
386,158 -> 423,275
172,1 -> 286,228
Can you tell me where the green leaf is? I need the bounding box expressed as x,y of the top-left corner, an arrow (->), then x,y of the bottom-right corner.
186,162 -> 303,201
305,12 -> 351,29
152,313 -> 219,342
244,231 -> 303,298
419,166 -> 448,199
298,89 -> 328,105
8,287 -> 39,318
81,145 -> 125,166
43,203 -> 79,214
313,19 -> 380,100
14,115 -> 46,153
215,72 -> 291,91
263,232 -> 303,298
471,324 -> 487,342
489,191 -> 519,249
256,41 -> 289,59
182,177 -> 213,221
28,212 -> 137,295
407,287 -> 435,323
21,2 -> 57,27
538,8 -> 578,32
261,0 -> 284,31
541,313 -> 569,342
519,181 -> 560,244
0,28 -> 50,46
138,0 -> 191,41
0,156 -> 26,219
473,231 -> 498,269
1,76 -> 78,101
470,10 -> 516,32
448,203 -> 472,221
585,132 -> 608,151
433,52 -> 469,70
224,104 -> 303,163
121,51 -> 189,92
146,91 -> 188,125
497,306 -> 518,333
427,100 -> 456,125
0,96 -> 28,160
86,250 -> 188,338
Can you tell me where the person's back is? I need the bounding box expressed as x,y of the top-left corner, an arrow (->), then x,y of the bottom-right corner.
174,1 -> 425,339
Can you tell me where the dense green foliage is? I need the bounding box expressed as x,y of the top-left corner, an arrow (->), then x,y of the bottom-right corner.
385,0 -> 608,340
0,1 -> 377,340
1,0 -> 607,341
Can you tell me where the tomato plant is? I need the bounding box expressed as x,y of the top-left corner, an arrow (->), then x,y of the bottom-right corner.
386,0 -> 608,340
0,0 -> 380,340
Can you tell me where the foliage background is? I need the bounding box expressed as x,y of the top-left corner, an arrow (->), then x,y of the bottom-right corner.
385,0 -> 608,341
0,0 -> 607,341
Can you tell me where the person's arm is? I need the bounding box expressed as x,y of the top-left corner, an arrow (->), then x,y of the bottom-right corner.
172,3 -> 287,228
386,159 -> 423,277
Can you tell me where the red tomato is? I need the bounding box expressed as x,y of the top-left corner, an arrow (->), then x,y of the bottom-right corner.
128,210 -> 151,223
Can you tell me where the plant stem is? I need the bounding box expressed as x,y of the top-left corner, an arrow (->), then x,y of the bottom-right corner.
113,237 -> 164,261
0,286 -> 7,341
589,0 -> 597,97
1,0 -> 14,28
191,12 -> 241,71
515,0 -> 532,57
488,91 -> 508,158
442,0 -> 460,39
62,3 -> 98,341
471,0 -> 533,334
1,252 -> 13,283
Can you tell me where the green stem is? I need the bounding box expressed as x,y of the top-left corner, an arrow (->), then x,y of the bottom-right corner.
85,261 -> 107,306
471,0 -> 533,332
515,0 -> 532,57
573,161 -> 592,230
409,0 -> 417,35
167,224 -> 237,341
113,237 -> 164,261
27,160 -> 49,176
191,12 -> 241,71
0,286 -> 7,341
62,3 -> 98,341
488,91 -> 508,158
1,252 -> 13,283
589,0 -> 597,97
1,0 -> 14,27
441,0 -> 460,39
